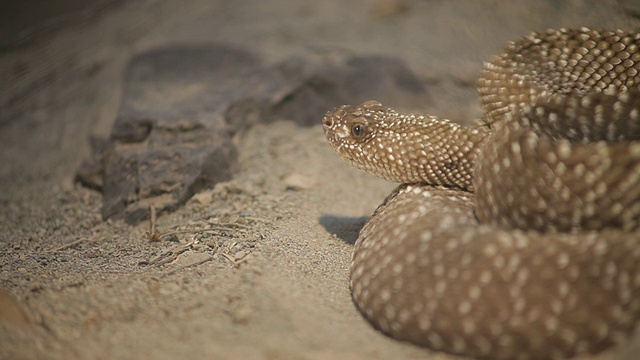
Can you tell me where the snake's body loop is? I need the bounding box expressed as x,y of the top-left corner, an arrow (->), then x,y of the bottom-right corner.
323,28 -> 640,359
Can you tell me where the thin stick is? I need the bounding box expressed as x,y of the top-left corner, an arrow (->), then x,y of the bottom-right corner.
159,227 -> 240,239
221,253 -> 236,263
163,256 -> 213,276
150,205 -> 157,234
49,238 -> 88,252
242,216 -> 272,224
210,222 -> 252,230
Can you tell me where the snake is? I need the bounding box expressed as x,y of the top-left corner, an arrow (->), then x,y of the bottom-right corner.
322,28 -> 640,359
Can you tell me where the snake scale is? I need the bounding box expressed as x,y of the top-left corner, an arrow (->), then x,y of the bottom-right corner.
322,28 -> 640,359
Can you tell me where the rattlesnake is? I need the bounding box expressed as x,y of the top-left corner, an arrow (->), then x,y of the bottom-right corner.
322,28 -> 640,359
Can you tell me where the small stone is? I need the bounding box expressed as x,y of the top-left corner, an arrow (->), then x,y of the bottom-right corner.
231,303 -> 254,323
191,189 -> 215,204
371,0 -> 408,19
0,287 -> 31,326
283,173 -> 315,191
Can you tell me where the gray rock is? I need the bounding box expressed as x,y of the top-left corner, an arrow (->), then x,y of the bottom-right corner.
76,44 -> 430,224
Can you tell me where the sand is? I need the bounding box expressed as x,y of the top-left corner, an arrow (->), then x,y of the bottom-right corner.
2,1 -> 640,359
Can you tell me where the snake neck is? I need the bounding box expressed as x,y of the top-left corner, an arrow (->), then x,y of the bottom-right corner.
322,100 -> 490,191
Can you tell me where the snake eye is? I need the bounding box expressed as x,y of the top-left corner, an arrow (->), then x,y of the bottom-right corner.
352,123 -> 366,139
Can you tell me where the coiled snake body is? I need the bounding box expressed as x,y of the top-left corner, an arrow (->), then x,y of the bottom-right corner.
322,28 -> 640,359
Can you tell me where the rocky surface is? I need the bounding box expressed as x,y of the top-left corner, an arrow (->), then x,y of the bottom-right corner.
76,44 -> 428,223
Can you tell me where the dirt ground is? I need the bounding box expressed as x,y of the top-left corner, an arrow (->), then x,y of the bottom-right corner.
2,1 -> 640,359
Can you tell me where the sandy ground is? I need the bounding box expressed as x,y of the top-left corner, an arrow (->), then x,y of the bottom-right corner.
2,1 -> 640,359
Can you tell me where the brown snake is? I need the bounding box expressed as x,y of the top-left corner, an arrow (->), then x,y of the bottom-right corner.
322,28 -> 640,359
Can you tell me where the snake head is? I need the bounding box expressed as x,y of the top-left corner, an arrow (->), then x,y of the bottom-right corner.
322,100 -> 384,151
322,100 -> 398,177
322,100 -> 486,188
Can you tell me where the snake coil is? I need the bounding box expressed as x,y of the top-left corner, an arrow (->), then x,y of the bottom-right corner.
322,28 -> 640,359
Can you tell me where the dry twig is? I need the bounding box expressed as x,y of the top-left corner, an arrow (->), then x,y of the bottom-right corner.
49,238 -> 89,252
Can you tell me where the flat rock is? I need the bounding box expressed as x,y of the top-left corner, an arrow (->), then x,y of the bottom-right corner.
76,44 -> 430,224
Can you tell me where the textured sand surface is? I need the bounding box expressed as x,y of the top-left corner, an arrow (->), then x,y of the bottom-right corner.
2,1 -> 640,359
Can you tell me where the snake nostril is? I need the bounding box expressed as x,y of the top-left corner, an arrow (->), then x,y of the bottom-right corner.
322,116 -> 333,128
